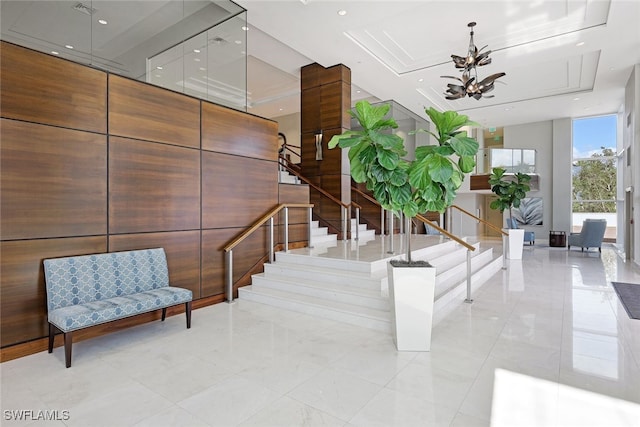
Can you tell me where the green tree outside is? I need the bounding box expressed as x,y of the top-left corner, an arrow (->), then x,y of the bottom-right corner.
572,147 -> 616,213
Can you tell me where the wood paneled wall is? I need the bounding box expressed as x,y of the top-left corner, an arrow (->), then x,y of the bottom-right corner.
0,41 -> 286,352
300,63 -> 352,233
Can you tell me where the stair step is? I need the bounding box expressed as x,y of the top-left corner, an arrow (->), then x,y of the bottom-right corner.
252,273 -> 389,310
238,285 -> 391,331
263,262 -> 385,290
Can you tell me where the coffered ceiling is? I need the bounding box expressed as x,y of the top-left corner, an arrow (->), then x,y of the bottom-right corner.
239,0 -> 640,127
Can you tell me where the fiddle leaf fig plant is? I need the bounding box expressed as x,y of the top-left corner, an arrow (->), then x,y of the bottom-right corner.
488,167 -> 532,225
328,100 -> 479,262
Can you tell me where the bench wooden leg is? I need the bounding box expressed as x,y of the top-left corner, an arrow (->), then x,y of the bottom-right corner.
161,307 -> 167,321
185,301 -> 192,329
64,332 -> 73,368
48,323 -> 55,353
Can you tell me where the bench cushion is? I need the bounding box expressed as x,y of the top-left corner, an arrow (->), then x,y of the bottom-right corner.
48,287 -> 192,332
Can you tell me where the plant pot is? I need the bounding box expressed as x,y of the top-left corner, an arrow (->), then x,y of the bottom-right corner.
504,228 -> 525,260
387,260 -> 436,351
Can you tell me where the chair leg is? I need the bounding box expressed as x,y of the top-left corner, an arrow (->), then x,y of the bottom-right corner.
185,301 -> 192,329
64,332 -> 73,368
48,323 -> 55,353
161,307 -> 167,321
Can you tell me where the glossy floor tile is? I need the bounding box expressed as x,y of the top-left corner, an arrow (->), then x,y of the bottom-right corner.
2,243 -> 640,426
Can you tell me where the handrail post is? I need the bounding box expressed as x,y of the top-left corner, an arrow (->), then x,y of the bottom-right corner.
307,206 -> 314,248
342,206 -> 348,241
464,250 -> 473,303
269,216 -> 274,263
355,207 -> 360,241
284,207 -> 289,252
225,250 -> 234,303
387,210 -> 394,254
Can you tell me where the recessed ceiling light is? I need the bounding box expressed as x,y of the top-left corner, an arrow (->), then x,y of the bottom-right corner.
193,49 -> 200,53
241,26 -> 249,31
337,9 -> 347,16
279,108 -> 284,111
418,78 -> 424,82
504,107 -> 511,111
51,51 -> 59,55
199,67 -> 206,71
573,97 -> 580,101
97,19 -> 107,25
235,40 -> 242,44
356,90 -> 361,93
65,44 -> 74,49
576,41 -> 585,47
156,66 -> 163,70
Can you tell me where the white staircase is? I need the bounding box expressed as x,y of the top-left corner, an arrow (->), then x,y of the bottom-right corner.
238,233 -> 503,332
278,169 -> 300,184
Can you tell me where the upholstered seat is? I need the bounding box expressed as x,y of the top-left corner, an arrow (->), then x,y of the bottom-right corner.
506,219 -> 534,245
568,219 -> 607,252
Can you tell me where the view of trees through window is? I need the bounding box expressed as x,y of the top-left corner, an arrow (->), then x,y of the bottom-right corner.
572,115 -> 617,236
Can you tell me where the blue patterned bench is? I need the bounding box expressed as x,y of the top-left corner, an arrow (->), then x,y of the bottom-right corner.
43,248 -> 192,367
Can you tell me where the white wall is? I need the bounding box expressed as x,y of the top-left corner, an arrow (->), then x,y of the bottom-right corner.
624,64 -> 640,267
504,121 -> 555,241
552,118 -> 573,233
274,112 -> 301,163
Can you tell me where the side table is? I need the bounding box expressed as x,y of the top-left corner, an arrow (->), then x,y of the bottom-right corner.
549,231 -> 566,247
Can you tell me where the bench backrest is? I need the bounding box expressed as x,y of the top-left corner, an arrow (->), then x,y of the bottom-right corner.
44,248 -> 169,312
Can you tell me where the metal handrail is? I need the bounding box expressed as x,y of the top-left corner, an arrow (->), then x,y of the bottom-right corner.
352,186 -> 386,235
281,163 -> 361,241
450,205 -> 508,236
350,186 -> 478,303
450,204 -> 508,272
223,203 -> 313,303
414,214 -> 476,251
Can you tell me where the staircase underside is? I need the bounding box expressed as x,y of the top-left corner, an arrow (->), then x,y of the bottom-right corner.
239,234 -> 504,333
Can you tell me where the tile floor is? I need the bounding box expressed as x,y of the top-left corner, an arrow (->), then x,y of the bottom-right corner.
2,243 -> 640,426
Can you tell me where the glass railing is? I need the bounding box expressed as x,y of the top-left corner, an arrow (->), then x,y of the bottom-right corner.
475,148 -> 537,174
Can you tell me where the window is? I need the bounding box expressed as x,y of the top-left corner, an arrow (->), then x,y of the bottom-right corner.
572,115 -> 617,236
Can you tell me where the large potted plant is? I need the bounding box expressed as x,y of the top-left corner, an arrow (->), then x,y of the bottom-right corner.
329,100 -> 479,351
488,167 -> 531,259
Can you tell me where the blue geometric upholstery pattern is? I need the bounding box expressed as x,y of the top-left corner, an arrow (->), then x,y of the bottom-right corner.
44,248 -> 192,332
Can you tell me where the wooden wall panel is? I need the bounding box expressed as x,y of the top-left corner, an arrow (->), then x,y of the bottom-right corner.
301,87 -> 321,134
0,119 -> 107,240
320,81 -> 345,131
0,237 -> 107,347
202,228 -> 268,297
108,75 -> 200,148
109,231 -> 201,298
109,136 -> 201,234
202,151 -> 278,229
201,102 -> 278,160
0,42 -> 107,133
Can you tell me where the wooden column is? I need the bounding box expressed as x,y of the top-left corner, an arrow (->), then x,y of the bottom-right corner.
300,63 -> 351,235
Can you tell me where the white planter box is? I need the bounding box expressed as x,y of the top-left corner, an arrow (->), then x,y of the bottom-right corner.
387,262 -> 436,351
504,228 -> 525,260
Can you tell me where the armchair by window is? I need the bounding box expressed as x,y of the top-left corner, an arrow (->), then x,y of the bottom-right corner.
506,219 -> 534,245
567,219 -> 607,253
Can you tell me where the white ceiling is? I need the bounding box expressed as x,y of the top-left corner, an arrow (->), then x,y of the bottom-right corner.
240,0 -> 640,128
2,1 -> 639,129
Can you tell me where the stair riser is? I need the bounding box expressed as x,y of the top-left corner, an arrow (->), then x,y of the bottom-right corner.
435,249 -> 494,294
238,287 -> 391,332
252,276 -> 389,310
263,264 -> 384,290
432,256 -> 503,325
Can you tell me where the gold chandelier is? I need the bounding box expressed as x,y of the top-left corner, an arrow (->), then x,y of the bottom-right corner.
442,22 -> 505,100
